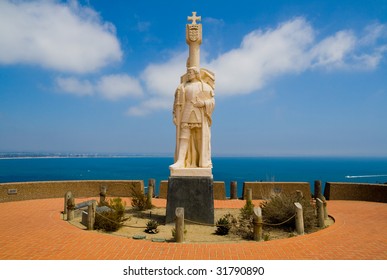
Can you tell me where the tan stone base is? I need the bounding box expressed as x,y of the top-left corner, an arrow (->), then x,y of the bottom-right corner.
169,167 -> 213,178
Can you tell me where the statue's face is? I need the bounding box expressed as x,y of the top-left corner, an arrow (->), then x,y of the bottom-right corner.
187,69 -> 196,81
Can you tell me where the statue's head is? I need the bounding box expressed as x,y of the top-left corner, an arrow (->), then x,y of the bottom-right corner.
187,67 -> 200,81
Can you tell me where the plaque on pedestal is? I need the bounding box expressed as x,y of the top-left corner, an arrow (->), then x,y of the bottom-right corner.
165,176 -> 214,225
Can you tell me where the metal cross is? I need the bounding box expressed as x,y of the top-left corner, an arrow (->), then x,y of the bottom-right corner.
188,12 -> 201,24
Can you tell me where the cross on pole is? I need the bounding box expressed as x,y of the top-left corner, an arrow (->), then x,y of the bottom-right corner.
188,12 -> 201,25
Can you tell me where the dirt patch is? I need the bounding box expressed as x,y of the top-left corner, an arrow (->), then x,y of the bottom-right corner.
70,207 -> 334,243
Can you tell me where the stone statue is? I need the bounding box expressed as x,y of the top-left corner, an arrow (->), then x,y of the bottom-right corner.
169,12 -> 215,176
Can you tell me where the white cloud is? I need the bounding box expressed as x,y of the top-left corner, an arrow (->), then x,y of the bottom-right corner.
359,23 -> 387,46
0,0 -> 122,73
127,98 -> 171,116
56,77 -> 93,96
208,18 -> 315,95
310,30 -> 356,68
128,18 -> 387,116
125,52 -> 186,116
97,74 -> 143,100
56,74 -> 143,100
141,52 -> 187,97
54,17 -> 386,116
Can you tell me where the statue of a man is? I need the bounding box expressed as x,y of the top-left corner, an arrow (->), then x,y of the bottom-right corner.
170,66 -> 215,169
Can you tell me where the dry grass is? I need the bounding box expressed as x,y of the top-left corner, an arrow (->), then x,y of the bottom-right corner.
70,205 -> 333,243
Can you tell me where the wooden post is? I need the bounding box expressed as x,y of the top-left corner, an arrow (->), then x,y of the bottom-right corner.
322,197 -> 328,220
294,202 -> 304,235
147,185 -> 154,205
67,196 -> 75,221
175,207 -> 184,243
148,179 -> 155,197
87,201 -> 96,230
230,181 -> 238,199
246,188 -> 252,202
253,207 -> 263,241
316,198 -> 325,228
99,186 -> 107,205
314,180 -> 323,200
64,191 -> 72,215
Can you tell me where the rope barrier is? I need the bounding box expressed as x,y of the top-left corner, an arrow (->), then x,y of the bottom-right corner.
184,214 -> 296,228
262,214 -> 296,226
83,209 -> 297,229
94,211 -> 147,229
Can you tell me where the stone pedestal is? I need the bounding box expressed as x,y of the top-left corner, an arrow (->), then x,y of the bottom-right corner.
166,176 -> 214,225
169,167 -> 213,178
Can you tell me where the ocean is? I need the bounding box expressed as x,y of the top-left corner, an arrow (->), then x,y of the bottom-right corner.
1,157 -> 387,197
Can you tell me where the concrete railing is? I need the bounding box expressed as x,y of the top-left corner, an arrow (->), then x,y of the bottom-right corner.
242,182 -> 312,200
324,182 -> 387,203
0,180 -> 144,203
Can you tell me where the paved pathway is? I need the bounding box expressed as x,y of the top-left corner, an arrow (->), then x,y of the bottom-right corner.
0,198 -> 386,260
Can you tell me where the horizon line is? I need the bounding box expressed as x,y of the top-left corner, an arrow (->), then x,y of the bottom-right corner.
1,152 -> 387,159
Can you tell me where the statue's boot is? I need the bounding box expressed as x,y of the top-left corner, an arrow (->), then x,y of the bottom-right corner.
170,138 -> 189,169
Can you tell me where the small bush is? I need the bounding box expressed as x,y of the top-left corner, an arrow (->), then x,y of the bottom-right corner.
130,186 -> 152,211
94,197 -> 128,232
94,210 -> 123,232
215,215 -> 232,235
260,193 -> 316,231
240,200 -> 254,221
228,201 -> 255,240
145,220 -> 159,234
109,197 -> 126,216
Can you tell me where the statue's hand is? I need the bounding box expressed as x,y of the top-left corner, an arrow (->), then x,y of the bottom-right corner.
193,97 -> 205,108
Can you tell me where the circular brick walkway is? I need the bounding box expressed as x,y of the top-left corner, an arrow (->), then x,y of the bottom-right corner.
0,198 -> 386,260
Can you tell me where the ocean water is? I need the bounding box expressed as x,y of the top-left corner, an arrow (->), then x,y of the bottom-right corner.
1,157 -> 387,197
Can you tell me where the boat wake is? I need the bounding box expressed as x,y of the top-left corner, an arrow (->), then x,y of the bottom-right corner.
345,174 -> 387,179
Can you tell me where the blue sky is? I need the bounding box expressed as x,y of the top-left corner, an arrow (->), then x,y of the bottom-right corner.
1,0 -> 386,156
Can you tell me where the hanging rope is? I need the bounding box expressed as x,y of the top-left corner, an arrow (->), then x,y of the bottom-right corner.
94,211 -> 147,229
91,211 -> 297,229
262,214 -> 296,226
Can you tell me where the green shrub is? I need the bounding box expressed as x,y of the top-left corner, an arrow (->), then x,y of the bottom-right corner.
240,200 -> 254,221
94,210 -> 123,232
145,220 -> 159,234
108,198 -> 126,215
94,197 -> 128,232
240,200 -> 255,235
130,186 -> 153,211
215,215 -> 232,235
260,193 -> 316,231
229,201 -> 255,240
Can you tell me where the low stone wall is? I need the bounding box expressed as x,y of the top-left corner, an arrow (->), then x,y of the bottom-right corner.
0,180 -> 144,203
158,180 -> 226,200
159,180 -> 169,199
242,182 -> 311,199
213,181 -> 226,200
324,182 -> 387,203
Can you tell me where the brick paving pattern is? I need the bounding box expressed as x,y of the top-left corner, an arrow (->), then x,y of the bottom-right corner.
0,198 -> 386,260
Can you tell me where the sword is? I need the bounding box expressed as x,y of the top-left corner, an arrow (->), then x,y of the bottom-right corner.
174,85 -> 183,162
